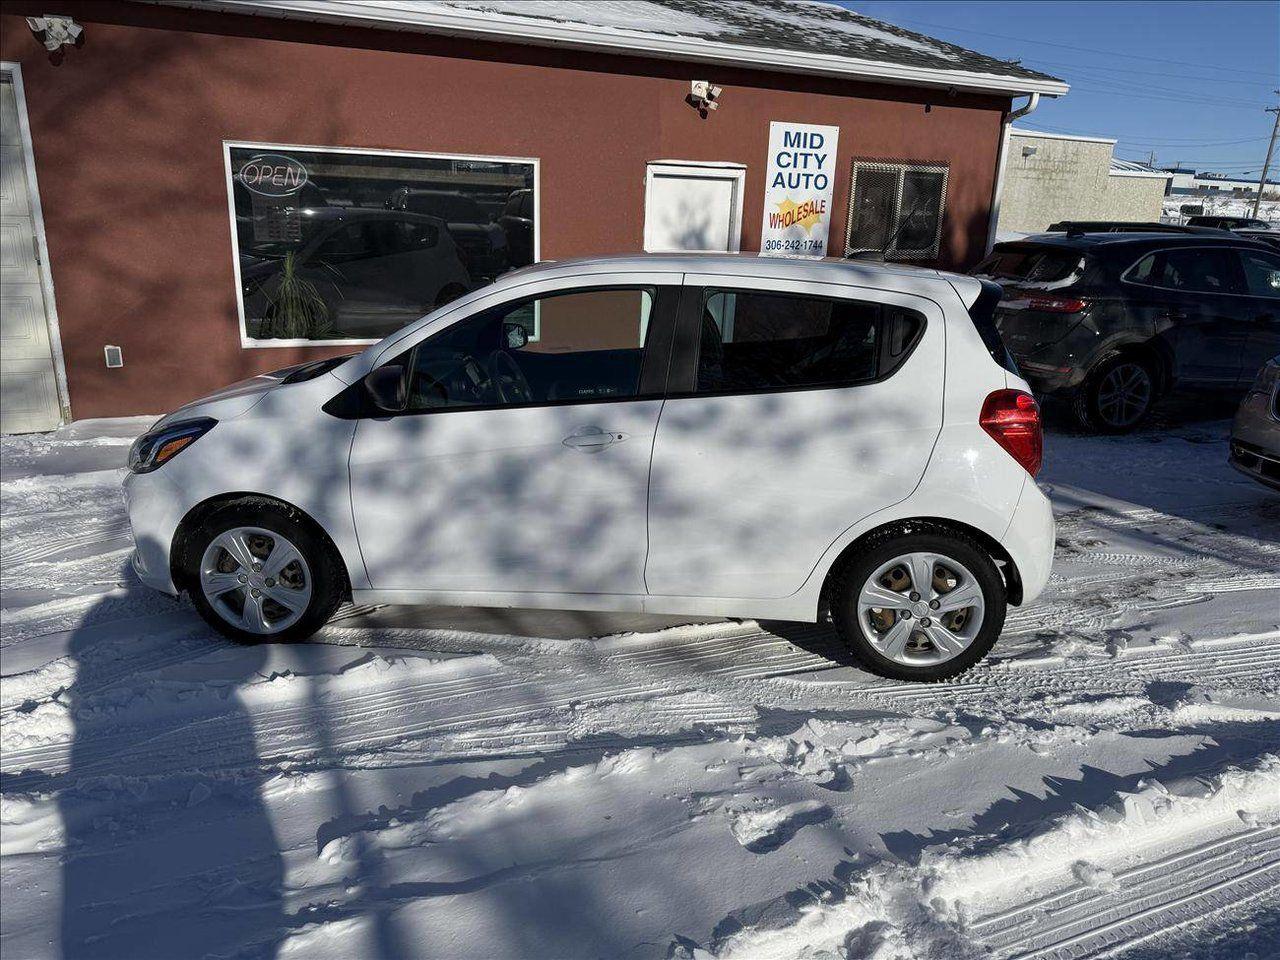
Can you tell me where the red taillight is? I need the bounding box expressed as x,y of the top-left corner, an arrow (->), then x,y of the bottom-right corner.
980,389 -> 1043,477
1027,296 -> 1088,314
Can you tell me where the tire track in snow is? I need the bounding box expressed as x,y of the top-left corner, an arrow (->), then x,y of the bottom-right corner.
974,826 -> 1280,959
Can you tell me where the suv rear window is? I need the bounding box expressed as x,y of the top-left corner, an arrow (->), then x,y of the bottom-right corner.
976,246 -> 1083,284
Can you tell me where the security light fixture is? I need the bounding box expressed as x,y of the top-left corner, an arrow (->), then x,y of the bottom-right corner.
26,15 -> 83,62
686,80 -> 722,118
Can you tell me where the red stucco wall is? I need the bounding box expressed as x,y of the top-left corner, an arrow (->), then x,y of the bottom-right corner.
1,2 -> 1009,418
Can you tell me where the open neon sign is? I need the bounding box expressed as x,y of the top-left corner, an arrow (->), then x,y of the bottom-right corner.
237,154 -> 309,197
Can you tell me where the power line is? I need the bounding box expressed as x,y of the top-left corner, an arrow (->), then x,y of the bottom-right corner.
879,14 -> 1280,80
1017,122 -> 1268,147
1014,55 -> 1278,89
1063,80 -> 1272,111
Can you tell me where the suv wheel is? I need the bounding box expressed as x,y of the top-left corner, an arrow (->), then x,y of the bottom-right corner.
1074,355 -> 1155,433
830,529 -> 1007,682
185,500 -> 344,643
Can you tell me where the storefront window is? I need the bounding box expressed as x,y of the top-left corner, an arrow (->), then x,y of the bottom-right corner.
226,143 -> 538,345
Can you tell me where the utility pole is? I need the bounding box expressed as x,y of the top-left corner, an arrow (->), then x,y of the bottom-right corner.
1251,93 -> 1280,218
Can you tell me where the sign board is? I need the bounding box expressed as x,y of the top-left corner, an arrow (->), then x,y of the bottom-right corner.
760,121 -> 840,257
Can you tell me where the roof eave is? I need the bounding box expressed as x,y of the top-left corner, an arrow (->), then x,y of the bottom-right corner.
149,0 -> 1069,98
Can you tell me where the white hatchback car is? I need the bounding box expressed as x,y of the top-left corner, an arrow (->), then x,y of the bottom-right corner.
125,254 -> 1053,681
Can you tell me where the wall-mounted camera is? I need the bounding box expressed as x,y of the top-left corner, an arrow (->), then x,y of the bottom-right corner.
686,80 -> 723,119
26,15 -> 84,64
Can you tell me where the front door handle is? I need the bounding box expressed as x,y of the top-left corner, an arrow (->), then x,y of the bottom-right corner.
562,426 -> 627,452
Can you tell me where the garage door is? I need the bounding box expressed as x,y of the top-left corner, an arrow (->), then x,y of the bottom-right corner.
643,161 -> 745,253
1,70 -> 62,434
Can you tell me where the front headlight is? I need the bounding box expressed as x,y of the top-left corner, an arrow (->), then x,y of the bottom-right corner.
1248,360 -> 1279,395
127,418 -> 216,473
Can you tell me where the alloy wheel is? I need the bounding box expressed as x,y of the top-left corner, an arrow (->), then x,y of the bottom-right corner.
856,552 -> 986,665
199,526 -> 312,635
1096,362 -> 1152,429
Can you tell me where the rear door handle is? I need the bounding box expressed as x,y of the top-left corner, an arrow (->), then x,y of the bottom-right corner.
562,427 -> 627,452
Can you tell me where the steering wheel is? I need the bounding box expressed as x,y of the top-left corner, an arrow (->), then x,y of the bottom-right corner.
487,350 -> 534,404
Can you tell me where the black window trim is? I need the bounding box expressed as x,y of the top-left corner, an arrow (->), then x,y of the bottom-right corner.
1119,244 -> 1268,298
664,282 -> 929,400
326,283 -> 681,420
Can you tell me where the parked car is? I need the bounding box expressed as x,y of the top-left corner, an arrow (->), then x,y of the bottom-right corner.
497,188 -> 535,268
1045,220 -> 1229,235
239,207 -> 471,340
1186,215 -> 1272,230
123,254 -> 1053,682
974,234 -> 1280,432
1229,355 -> 1280,491
1234,228 -> 1280,252
385,188 -> 510,281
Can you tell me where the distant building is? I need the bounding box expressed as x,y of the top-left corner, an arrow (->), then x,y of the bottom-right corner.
996,129 -> 1172,233
1162,167 -> 1279,198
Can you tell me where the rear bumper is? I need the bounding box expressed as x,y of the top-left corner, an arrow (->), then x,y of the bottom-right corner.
1000,478 -> 1055,605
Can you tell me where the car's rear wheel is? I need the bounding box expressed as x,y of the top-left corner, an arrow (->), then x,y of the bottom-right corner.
185,500 -> 344,643
830,529 -> 1007,681
1074,355 -> 1155,433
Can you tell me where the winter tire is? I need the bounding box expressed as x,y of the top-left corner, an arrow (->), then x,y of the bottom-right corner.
184,499 -> 344,643
830,528 -> 1007,682
1073,354 -> 1155,433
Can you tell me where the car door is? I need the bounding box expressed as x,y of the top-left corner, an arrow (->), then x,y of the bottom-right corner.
1127,247 -> 1250,384
1238,246 -> 1280,383
348,277 -> 679,595
645,276 -> 944,600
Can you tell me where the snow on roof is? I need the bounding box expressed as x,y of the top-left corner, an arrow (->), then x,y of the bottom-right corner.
1110,157 -> 1173,178
172,0 -> 1068,96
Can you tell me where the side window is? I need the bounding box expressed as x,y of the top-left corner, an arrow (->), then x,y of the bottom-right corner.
1126,253 -> 1162,286
1240,249 -> 1280,298
1159,249 -> 1243,294
313,222 -> 378,263
403,287 -> 656,412
382,219 -> 438,253
1127,249 -> 1244,294
694,289 -> 921,395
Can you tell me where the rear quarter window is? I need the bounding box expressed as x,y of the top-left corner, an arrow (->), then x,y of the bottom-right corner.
976,246 -> 1084,285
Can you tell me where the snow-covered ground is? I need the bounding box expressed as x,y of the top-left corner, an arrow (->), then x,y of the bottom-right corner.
2,410 -> 1278,960
1163,194 -> 1280,225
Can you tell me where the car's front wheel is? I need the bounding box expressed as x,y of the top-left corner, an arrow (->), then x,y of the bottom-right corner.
185,499 -> 344,643
829,529 -> 1007,681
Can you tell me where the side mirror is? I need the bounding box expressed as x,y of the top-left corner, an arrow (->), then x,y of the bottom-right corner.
502,321 -> 529,349
364,364 -> 406,413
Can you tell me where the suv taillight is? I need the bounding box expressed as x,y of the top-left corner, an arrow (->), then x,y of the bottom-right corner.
1027,296 -> 1088,314
980,390 -> 1043,477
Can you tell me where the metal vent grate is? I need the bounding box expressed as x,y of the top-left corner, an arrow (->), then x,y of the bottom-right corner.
845,160 -> 949,261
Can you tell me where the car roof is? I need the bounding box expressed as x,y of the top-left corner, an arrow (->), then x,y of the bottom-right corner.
500,251 -> 957,284
994,232 -> 1265,251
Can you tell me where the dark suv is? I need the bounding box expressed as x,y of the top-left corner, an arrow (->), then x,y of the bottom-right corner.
1186,215 -> 1272,230
973,234 -> 1280,431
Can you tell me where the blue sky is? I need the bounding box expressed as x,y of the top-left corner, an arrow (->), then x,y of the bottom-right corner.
834,1 -> 1279,176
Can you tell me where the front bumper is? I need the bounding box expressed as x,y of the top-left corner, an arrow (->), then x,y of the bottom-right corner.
1229,388 -> 1280,492
122,469 -> 186,594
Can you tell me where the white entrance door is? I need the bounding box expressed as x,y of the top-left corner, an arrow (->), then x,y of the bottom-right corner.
1,69 -> 62,434
643,161 -> 745,253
